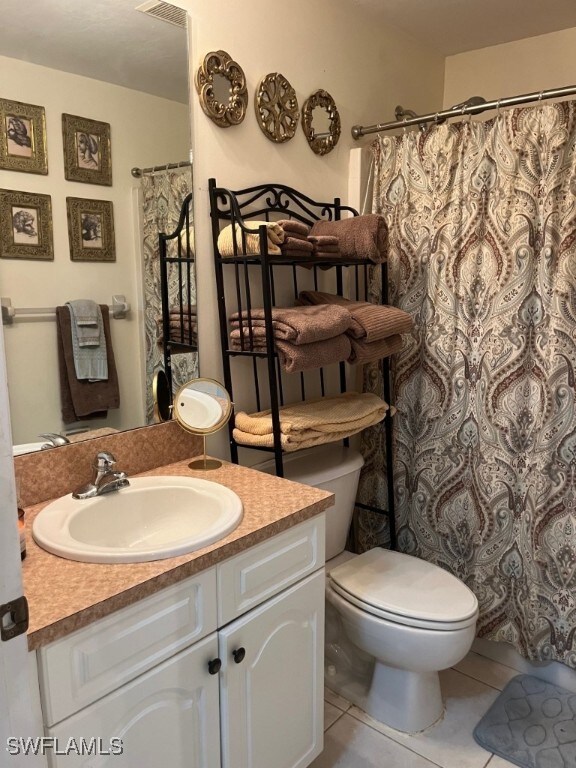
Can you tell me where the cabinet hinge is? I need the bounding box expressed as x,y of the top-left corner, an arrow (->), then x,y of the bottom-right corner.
0,595 -> 29,641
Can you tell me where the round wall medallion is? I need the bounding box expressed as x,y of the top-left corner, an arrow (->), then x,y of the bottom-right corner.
195,50 -> 248,128
255,73 -> 299,143
301,89 -> 341,155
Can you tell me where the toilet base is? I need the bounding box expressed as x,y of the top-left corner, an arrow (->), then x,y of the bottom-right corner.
365,662 -> 444,733
325,656 -> 445,733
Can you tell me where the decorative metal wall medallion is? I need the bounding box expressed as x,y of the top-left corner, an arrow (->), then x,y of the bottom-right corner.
255,73 -> 299,143
301,90 -> 341,155
194,50 -> 248,128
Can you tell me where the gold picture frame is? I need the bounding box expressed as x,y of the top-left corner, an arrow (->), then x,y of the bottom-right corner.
62,113 -> 112,186
66,197 -> 115,262
0,98 -> 48,175
0,189 -> 53,261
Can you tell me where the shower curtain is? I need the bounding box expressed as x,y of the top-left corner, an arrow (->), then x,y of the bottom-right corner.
141,167 -> 198,423
359,101 -> 576,666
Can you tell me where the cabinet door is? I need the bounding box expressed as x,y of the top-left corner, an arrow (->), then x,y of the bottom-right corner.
46,633 -> 220,768
219,569 -> 324,768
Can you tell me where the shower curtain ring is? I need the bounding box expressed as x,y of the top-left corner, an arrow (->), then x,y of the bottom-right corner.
496,99 -> 502,115
538,90 -> 544,101
434,112 -> 440,124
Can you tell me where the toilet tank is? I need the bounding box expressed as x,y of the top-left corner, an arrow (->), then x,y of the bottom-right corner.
254,445 -> 364,560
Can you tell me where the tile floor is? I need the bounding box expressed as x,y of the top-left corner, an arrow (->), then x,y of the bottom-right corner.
311,651 -> 522,768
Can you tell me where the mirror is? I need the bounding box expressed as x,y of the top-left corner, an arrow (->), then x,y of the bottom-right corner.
172,378 -> 232,470
301,89 -> 341,156
152,369 -> 172,423
1,0 -> 197,451
195,50 -> 248,128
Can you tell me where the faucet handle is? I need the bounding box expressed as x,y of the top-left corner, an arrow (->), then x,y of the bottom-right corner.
94,451 -> 116,470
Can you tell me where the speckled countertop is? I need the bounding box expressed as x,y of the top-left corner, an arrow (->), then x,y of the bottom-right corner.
22,459 -> 333,651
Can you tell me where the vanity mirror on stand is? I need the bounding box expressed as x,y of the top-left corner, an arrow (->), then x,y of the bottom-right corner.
154,374 -> 233,470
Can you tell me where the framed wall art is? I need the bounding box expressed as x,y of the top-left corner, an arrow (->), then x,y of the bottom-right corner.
66,197 -> 115,262
0,189 -> 53,261
0,98 -> 48,175
62,113 -> 112,186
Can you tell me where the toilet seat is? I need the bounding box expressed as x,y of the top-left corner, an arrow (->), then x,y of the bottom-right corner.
328,548 -> 478,631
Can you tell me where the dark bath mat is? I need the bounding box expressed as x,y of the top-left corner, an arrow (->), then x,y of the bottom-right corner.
473,674 -> 576,768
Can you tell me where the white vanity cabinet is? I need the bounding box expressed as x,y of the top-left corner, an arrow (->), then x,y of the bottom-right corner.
35,514 -> 326,768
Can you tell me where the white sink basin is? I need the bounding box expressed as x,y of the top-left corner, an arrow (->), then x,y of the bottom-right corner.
32,476 -> 243,564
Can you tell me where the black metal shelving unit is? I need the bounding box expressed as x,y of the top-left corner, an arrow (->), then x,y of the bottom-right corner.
159,192 -> 196,395
208,178 -> 396,548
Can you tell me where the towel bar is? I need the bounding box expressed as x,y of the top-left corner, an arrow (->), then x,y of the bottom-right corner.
1,296 -> 130,325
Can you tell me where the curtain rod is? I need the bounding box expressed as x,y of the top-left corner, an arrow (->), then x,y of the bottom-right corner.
351,84 -> 576,139
131,160 -> 192,178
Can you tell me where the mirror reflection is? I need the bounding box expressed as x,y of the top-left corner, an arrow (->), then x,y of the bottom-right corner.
173,379 -> 232,434
0,0 -> 197,453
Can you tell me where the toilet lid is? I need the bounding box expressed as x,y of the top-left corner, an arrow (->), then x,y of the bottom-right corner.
329,548 -> 478,627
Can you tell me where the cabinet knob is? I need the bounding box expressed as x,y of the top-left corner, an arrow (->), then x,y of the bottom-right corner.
232,647 -> 246,664
208,657 -> 222,675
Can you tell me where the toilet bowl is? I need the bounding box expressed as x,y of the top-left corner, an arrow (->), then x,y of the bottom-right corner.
255,445 -> 479,733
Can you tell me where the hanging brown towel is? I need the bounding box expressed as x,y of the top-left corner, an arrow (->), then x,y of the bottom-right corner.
56,305 -> 120,423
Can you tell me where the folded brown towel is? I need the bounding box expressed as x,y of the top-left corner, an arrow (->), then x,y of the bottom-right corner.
56,305 -> 120,423
348,334 -> 403,364
230,334 -> 351,373
309,214 -> 387,263
230,305 -> 352,345
312,245 -> 341,254
308,235 -> 339,246
281,237 -> 314,252
282,249 -> 316,260
277,219 -> 311,238
298,291 -> 413,341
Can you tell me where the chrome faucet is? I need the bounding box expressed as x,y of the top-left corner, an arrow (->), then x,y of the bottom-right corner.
72,451 -> 130,499
39,432 -> 71,449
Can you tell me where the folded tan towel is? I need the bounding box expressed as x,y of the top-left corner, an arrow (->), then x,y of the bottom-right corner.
309,214 -> 387,263
231,334 -> 351,373
348,334 -> 403,364
230,305 -> 352,345
277,219 -> 311,237
217,221 -> 285,256
233,391 -> 388,451
299,291 -> 413,341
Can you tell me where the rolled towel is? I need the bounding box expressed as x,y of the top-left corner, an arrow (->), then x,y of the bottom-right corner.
231,334 -> 351,374
299,291 -> 413,341
233,391 -> 388,451
230,305 -> 353,345
217,221 -> 285,256
277,219 -> 311,238
309,214 -> 387,262
348,334 -> 403,364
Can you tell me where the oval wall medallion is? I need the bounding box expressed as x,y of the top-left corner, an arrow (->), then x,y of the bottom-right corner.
301,89 -> 341,155
195,50 -> 248,128
255,72 -> 299,143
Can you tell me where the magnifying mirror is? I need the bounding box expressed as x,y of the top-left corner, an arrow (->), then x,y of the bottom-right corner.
172,377 -> 233,470
152,369 -> 172,423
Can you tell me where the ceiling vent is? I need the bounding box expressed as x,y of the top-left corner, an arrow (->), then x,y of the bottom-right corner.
135,1 -> 187,28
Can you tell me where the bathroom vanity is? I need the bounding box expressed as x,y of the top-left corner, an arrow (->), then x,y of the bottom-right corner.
21,454 -> 332,768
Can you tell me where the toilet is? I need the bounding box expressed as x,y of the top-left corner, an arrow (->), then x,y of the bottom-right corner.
256,444 -> 479,733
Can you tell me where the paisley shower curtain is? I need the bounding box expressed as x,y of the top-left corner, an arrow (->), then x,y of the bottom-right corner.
141,167 -> 198,423
359,101 -> 576,666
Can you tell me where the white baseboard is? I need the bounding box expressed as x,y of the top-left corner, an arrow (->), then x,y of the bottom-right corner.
472,637 -> 576,692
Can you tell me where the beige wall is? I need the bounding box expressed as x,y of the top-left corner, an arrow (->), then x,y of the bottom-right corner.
0,56 -> 190,443
183,0 -> 445,458
444,27 -> 576,107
